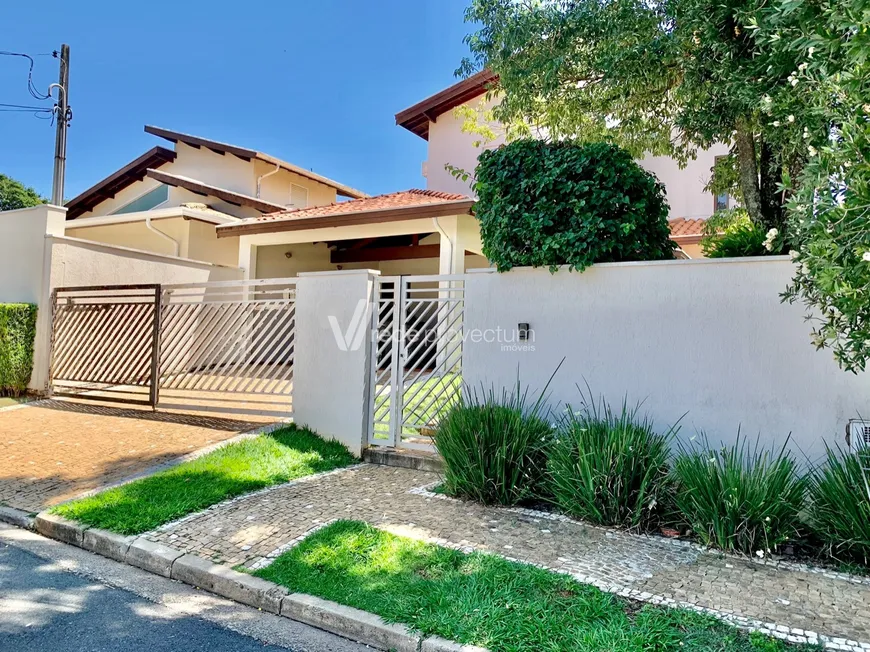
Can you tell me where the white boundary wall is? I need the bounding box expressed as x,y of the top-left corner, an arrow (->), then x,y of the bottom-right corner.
0,203 -> 245,394
463,257 -> 870,462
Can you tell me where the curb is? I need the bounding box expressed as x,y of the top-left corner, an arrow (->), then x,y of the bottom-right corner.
0,505 -> 36,530
30,512 -> 488,651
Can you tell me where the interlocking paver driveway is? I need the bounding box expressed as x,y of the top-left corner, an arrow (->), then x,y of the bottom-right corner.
148,464 -> 870,647
0,399 -> 271,512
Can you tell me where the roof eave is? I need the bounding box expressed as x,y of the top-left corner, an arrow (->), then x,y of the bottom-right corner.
216,200 -> 476,239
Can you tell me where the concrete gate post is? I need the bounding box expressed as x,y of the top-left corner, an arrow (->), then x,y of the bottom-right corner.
292,270 -> 378,456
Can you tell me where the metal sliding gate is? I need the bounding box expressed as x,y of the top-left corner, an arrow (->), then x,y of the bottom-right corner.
369,275 -> 465,450
49,279 -> 297,415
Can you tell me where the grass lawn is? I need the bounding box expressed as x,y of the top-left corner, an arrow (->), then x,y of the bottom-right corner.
255,520 -> 812,652
52,425 -> 356,535
372,373 -> 461,440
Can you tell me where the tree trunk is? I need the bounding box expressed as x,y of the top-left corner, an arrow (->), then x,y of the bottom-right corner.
734,117 -> 764,226
759,140 -> 785,232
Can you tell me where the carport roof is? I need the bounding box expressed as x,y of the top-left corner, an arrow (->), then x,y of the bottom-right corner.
216,189 -> 475,238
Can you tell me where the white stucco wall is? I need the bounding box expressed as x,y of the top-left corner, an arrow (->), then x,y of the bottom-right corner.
424,96 -> 731,221
292,270 -> 377,455
639,143 -> 732,219
0,205 -> 68,392
462,258 -> 869,462
48,236 -> 243,288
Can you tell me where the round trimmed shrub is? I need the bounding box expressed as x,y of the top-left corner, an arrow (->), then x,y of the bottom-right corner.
474,140 -> 675,271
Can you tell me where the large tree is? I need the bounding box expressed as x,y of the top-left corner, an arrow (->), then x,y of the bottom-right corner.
459,0 -> 812,233
0,174 -> 45,212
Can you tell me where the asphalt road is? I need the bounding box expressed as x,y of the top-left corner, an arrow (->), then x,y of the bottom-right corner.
0,526 -> 368,652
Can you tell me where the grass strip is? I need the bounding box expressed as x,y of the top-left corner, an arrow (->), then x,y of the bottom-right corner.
52,425 -> 355,535
255,520 -> 812,652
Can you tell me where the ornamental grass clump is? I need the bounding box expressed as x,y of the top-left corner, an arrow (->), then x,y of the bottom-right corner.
547,395 -> 675,531
671,435 -> 807,555
808,447 -> 870,566
433,383 -> 553,506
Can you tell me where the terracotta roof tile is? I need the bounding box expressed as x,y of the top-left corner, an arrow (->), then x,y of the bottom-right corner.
669,218 -> 707,239
250,189 -> 473,223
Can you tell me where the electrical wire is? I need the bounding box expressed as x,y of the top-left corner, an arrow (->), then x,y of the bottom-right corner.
0,50 -> 54,100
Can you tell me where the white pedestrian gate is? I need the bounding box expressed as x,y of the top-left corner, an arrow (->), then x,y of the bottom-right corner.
368,275 -> 465,450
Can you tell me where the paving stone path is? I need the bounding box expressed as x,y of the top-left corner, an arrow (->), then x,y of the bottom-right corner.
147,464 -> 870,648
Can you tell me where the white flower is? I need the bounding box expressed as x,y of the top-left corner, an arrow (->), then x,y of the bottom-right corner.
808,145 -> 818,157
756,550 -> 765,558
862,252 -> 870,263
801,263 -> 810,275
808,46 -> 815,57
791,77 -> 799,87
772,120 -> 780,127
763,228 -> 779,251
765,516 -> 771,522
787,115 -> 795,123
789,250 -> 800,260
803,127 -> 810,139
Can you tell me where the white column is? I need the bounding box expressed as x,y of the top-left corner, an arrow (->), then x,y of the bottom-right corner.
238,236 -> 258,280
435,215 -> 466,275
292,269 -> 378,455
29,205 -> 68,393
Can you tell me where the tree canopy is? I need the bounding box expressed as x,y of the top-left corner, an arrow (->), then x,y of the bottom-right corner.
460,0 -> 811,233
0,174 -> 45,212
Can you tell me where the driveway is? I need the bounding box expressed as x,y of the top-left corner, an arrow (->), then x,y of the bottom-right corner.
0,398 -> 274,513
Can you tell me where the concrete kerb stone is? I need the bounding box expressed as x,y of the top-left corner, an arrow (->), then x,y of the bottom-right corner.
0,505 -> 36,530
125,538 -> 185,578
82,528 -> 136,563
34,512 -> 88,546
171,554 -> 288,614
420,636 -> 490,652
280,593 -> 421,652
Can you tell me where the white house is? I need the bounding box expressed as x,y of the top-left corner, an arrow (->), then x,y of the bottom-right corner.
395,70 -> 731,258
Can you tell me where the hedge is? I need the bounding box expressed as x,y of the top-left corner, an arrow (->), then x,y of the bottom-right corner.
0,304 -> 38,396
474,140 -> 676,272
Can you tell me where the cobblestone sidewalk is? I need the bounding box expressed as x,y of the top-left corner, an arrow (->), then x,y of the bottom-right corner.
146,464 -> 870,649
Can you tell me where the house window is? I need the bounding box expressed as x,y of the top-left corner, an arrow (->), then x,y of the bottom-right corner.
713,156 -> 729,212
110,185 -> 169,215
289,184 -> 308,209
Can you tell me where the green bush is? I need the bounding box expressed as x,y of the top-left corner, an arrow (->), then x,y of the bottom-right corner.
548,397 -> 675,530
808,447 -> 870,565
433,384 -> 553,505
474,140 -> 676,272
0,304 -> 38,396
700,209 -> 778,258
671,436 -> 807,555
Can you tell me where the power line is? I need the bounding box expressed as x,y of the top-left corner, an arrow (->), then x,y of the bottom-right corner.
0,50 -> 56,100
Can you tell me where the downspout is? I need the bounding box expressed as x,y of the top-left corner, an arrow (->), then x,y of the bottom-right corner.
432,217 -> 454,274
256,162 -> 281,199
145,213 -> 180,257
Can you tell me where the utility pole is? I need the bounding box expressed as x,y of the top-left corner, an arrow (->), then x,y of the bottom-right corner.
51,44 -> 70,206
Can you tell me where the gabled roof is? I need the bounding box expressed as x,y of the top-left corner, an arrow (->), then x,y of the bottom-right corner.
144,126 -> 367,199
395,69 -> 498,141
145,169 -> 287,214
65,146 -> 177,220
217,189 -> 475,238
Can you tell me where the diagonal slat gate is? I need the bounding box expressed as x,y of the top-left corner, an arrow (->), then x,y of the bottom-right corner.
49,285 -> 162,406
48,278 -> 297,415
369,275 -> 464,450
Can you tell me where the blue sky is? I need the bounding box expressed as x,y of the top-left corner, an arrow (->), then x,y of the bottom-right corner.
0,0 -> 473,200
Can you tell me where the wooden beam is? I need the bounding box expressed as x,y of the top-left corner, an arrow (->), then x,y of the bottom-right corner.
330,244 -> 476,264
